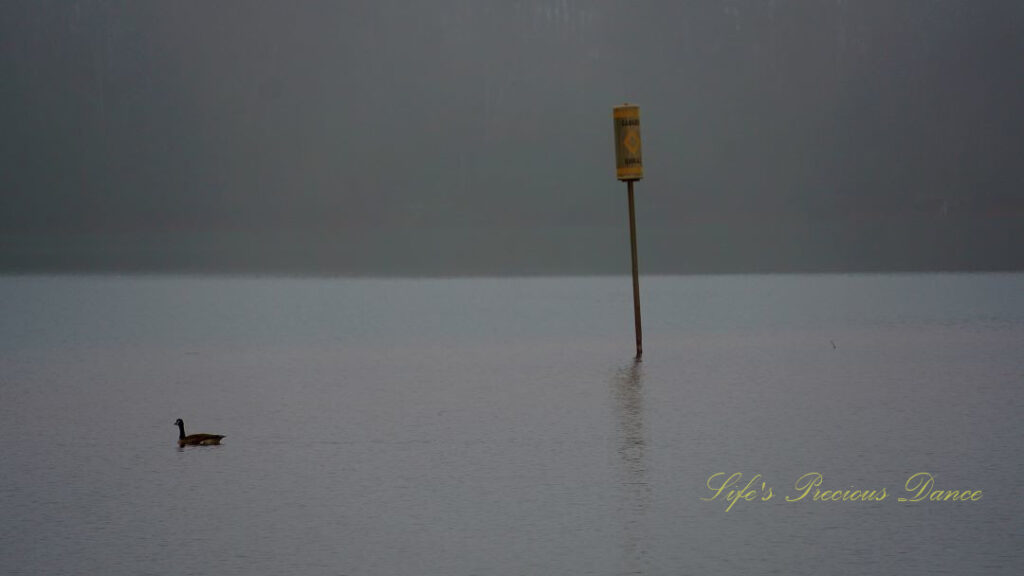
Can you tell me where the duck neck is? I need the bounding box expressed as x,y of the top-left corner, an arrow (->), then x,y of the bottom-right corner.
176,422 -> 186,439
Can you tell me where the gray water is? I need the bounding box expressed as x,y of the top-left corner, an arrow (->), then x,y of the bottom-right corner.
1,273 -> 1022,575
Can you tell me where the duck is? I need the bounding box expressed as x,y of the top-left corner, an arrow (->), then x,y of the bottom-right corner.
174,418 -> 225,447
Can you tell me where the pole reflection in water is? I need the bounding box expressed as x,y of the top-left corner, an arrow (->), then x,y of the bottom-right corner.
612,358 -> 649,575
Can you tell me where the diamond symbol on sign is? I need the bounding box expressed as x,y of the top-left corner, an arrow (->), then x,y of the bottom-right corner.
624,131 -> 641,156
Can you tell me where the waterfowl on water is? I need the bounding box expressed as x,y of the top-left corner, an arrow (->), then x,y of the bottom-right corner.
174,418 -> 225,447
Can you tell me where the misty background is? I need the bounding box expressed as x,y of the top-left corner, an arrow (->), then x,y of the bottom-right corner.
2,0 -> 1022,275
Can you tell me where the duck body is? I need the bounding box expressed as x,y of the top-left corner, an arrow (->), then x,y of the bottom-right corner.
174,418 -> 225,446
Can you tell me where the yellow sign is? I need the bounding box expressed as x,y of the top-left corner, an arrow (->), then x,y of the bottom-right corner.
613,104 -> 643,181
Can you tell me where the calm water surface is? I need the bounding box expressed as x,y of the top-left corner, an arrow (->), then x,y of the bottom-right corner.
1,274 -> 1022,575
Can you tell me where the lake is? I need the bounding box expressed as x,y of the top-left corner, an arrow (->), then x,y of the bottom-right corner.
1,273 -> 1022,575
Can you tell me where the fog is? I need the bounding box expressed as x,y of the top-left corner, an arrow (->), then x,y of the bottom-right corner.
2,1 -> 1022,275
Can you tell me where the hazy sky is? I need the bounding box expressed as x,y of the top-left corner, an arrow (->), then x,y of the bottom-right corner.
2,0 -> 1022,274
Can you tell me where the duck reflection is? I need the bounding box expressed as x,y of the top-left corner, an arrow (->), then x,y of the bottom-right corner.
613,358 -> 649,574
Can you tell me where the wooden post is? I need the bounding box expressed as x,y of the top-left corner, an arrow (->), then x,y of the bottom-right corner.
627,180 -> 642,358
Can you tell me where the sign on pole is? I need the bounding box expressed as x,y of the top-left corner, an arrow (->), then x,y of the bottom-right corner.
613,104 -> 644,181
612,103 -> 644,358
